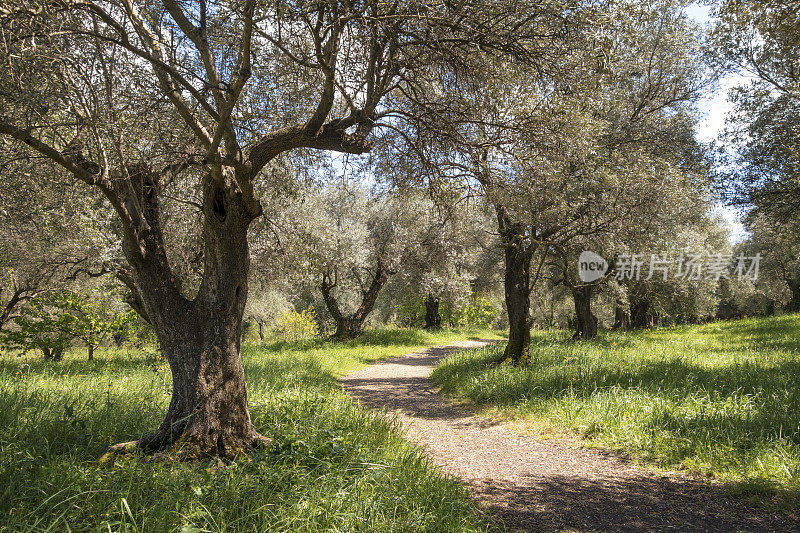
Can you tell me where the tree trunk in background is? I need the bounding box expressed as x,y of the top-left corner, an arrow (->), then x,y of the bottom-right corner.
630,300 -> 652,329
612,301 -> 630,330
321,259 -> 391,340
497,209 -> 533,364
332,317 -> 364,339
787,282 -> 800,313
572,285 -> 598,340
88,345 -> 94,361
257,320 -> 265,342
424,293 -> 442,330
42,346 -> 63,361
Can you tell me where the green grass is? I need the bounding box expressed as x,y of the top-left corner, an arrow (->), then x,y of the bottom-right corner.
0,327 -> 502,532
431,315 -> 800,501
253,327 -> 506,378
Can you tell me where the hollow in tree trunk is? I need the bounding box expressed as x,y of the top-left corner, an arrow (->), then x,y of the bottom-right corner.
572,285 -> 598,340
424,293 -> 442,330
497,209 -> 533,364
320,259 -> 391,340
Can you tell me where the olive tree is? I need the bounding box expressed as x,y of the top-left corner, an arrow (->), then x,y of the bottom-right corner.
293,181 -> 424,339
389,196 -> 494,330
713,0 -> 800,219
396,0 -> 710,353
736,214 -> 800,312
0,0 -> 556,457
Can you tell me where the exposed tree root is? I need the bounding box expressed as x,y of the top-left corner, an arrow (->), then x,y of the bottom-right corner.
98,432 -> 272,465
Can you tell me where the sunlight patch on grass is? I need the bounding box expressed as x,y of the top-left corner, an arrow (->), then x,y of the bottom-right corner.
432,315 -> 800,501
0,328 -> 499,532
247,326 -> 506,377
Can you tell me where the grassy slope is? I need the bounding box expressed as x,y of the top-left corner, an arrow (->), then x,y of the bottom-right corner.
432,315 -> 800,498
0,328 -> 503,532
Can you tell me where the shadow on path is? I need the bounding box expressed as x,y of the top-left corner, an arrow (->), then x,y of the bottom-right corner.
340,341 -> 800,532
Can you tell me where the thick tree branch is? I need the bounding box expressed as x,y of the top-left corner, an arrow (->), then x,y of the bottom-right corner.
208,0 -> 255,159
162,0 -> 225,109
115,266 -> 150,323
0,117 -> 105,187
247,119 -> 373,177
320,271 -> 343,323
119,0 -> 213,148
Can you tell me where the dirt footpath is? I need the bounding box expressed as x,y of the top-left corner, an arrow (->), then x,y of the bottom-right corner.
340,341 -> 800,532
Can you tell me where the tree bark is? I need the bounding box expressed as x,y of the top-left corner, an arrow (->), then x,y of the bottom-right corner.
630,300 -> 653,329
331,317 -> 364,340
321,260 -> 391,340
424,293 -> 442,330
88,345 -> 94,361
612,301 -> 629,330
787,282 -> 800,313
497,209 -> 533,364
42,346 -> 64,361
572,285 -> 598,340
110,169 -> 267,458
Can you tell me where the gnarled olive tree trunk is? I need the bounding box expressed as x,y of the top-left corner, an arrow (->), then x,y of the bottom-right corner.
572,285 -> 598,340
630,299 -> 654,329
320,259 -> 391,340
612,300 -> 630,330
112,170 -> 266,458
498,209 -> 533,364
42,346 -> 64,361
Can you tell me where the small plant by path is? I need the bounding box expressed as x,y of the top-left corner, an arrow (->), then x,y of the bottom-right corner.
341,341 -> 800,532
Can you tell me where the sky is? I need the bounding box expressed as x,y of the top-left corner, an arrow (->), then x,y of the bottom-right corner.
686,2 -> 749,244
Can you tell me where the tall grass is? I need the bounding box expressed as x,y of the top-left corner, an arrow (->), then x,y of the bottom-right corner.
432,315 -> 800,499
0,328 -> 500,532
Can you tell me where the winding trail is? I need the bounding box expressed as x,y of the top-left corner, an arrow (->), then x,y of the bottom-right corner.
340,340 -> 800,532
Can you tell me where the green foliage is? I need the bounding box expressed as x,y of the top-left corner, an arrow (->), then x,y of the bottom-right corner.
0,291 -> 73,358
433,315 -> 800,499
122,316 -> 159,350
0,291 -> 137,359
394,296 -> 474,329
713,0 -> 800,219
275,307 -> 320,342
0,329 -> 501,531
454,295 -> 498,329
395,297 -> 426,328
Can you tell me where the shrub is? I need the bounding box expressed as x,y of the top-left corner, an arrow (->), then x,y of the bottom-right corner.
276,307 -> 320,341
0,290 -> 137,359
455,295 -> 499,329
395,297 -> 425,328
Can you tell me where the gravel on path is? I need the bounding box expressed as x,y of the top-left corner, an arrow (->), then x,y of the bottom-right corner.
340,340 -> 800,532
